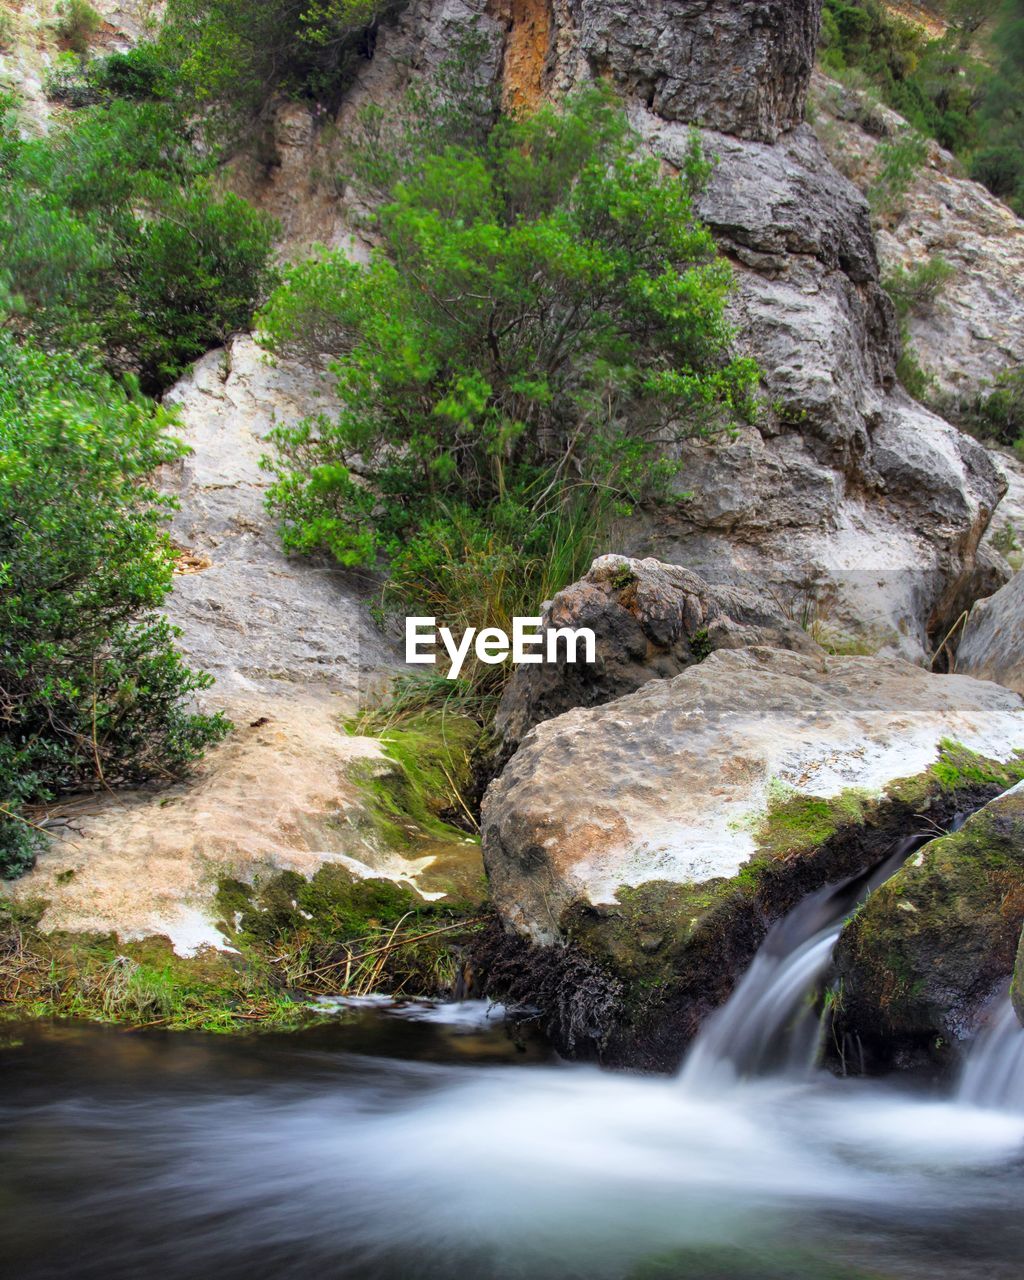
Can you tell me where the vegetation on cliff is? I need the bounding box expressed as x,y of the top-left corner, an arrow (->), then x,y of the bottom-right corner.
261,81 -> 759,697
820,0 -> 1024,216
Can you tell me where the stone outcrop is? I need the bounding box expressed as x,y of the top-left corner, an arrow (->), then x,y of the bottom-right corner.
481,648 -> 1024,1067
957,570 -> 1024,697
622,113 -> 1008,659
831,781 -> 1024,1073
158,335 -> 392,704
222,0 -> 1008,655
495,553 -> 820,753
1014,925 -> 1024,1028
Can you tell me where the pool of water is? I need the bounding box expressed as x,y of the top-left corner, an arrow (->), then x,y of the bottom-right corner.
2,1003 -> 1023,1280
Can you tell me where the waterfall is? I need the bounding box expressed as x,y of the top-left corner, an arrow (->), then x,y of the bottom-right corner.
958,996 -> 1024,1113
681,833 -> 933,1088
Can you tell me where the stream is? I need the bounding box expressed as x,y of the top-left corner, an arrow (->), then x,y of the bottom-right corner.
2,837 -> 1023,1280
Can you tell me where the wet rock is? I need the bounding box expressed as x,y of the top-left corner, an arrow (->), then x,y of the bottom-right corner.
957,570 -> 1024,698
495,554 -> 820,753
831,781 -> 1024,1073
482,648 -> 1024,1067
1013,926 -> 1024,1028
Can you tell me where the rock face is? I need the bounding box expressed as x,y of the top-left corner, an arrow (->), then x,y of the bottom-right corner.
544,0 -> 821,143
1013,926 -> 1024,1027
623,113 -> 1008,659
481,648 -> 1024,1066
227,0 -> 1007,655
810,70 -> 1024,402
495,553 -> 820,753
957,571 -> 1024,697
831,781 -> 1024,1073
159,335 -> 392,703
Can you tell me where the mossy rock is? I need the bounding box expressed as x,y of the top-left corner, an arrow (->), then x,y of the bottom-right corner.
1013,923 -> 1024,1027
482,746 -> 1024,1071
831,781 -> 1024,1073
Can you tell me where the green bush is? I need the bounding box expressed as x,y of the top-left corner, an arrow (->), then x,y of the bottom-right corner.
159,0 -> 403,131
260,84 -> 759,693
867,127 -> 929,216
883,255 -> 956,320
0,94 -> 278,390
0,335 -> 230,878
0,10 -> 15,52
54,0 -> 102,55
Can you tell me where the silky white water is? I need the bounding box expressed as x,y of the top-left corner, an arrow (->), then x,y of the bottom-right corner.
3,825 -> 1022,1279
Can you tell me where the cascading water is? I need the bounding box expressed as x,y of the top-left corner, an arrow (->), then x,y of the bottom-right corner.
682,832 -> 931,1088
959,995 -> 1024,1113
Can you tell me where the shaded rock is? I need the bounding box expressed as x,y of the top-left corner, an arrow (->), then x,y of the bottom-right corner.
496,554 -> 820,753
481,648 -> 1024,1067
957,570 -> 1024,698
831,781 -> 1024,1073
1013,925 -> 1024,1028
987,447 -> 1024,571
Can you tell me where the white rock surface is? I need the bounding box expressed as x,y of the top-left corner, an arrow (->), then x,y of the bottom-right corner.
482,647 -> 1024,940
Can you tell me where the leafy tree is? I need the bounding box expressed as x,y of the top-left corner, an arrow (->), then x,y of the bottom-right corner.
0,94 -> 278,391
260,86 -> 758,681
0,335 -> 229,878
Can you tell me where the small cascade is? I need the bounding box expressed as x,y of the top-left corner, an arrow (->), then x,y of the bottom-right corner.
958,996 -> 1024,1113
681,832 -> 933,1088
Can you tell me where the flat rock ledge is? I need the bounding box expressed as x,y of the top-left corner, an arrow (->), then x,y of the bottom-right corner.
480,647 -> 1024,1069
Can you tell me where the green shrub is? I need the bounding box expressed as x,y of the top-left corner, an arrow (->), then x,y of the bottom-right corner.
0,10 -> 15,52
819,0 -> 1024,218
868,128 -> 929,216
882,255 -> 955,320
260,83 -> 759,694
54,0 -> 102,55
0,96 -> 278,389
159,0 -> 403,132
0,334 -> 229,878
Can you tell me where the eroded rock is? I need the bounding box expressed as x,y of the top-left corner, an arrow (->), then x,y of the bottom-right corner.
481,648 -> 1024,1067
495,554 -> 820,752
831,780 -> 1024,1073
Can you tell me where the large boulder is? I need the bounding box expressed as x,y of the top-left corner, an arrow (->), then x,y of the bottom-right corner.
481,648 -> 1024,1068
957,571 -> 1024,697
831,781 -> 1024,1073
495,554 -> 820,753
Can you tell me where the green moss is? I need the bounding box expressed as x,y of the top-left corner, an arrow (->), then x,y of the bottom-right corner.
609,564 -> 638,590
832,786 -> 1024,1067
754,783 -> 870,861
346,711 -> 482,851
929,739 -> 1024,793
